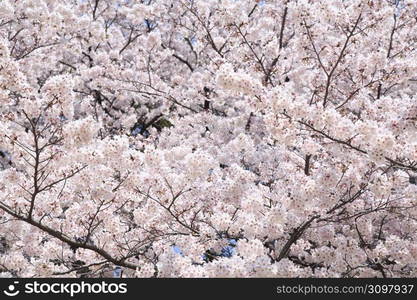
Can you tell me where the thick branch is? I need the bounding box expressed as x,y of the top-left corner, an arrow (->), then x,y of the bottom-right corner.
0,203 -> 138,270
277,215 -> 319,261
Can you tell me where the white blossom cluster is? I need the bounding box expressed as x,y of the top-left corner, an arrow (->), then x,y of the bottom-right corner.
216,63 -> 262,96
0,0 -> 416,278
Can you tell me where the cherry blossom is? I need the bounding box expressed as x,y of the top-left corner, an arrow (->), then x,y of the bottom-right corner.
0,0 -> 416,278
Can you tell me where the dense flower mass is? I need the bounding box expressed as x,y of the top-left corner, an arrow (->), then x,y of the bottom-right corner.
0,0 -> 416,278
